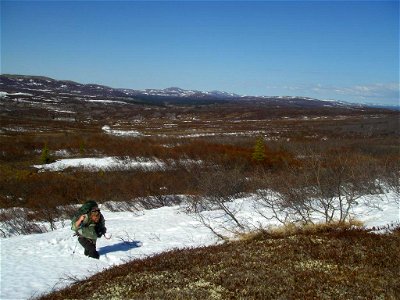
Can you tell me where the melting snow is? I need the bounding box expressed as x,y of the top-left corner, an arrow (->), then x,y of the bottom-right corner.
102,125 -> 143,137
1,157 -> 399,299
33,157 -> 164,172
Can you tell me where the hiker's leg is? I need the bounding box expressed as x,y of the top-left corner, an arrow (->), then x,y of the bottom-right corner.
89,241 -> 100,259
78,236 -> 90,255
78,237 -> 99,259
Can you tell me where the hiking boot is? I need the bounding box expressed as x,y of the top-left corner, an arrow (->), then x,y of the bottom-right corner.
89,251 -> 100,259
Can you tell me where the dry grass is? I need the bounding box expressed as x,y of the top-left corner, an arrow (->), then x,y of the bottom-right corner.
38,225 -> 400,299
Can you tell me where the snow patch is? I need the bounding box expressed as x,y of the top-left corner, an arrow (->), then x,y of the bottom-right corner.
33,157 -> 164,172
102,125 -> 143,137
0,91 -> 33,97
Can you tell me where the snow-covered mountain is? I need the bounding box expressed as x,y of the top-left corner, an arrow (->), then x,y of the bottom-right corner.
0,74 -> 351,107
120,86 -> 240,99
0,74 -> 241,100
0,74 -> 128,98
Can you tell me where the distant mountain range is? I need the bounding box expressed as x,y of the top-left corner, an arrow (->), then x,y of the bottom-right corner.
0,74 -> 396,110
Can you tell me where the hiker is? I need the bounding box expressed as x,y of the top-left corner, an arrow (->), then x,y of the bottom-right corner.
71,200 -> 107,259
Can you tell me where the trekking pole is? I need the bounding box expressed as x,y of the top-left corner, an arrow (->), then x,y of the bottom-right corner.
72,237 -> 79,259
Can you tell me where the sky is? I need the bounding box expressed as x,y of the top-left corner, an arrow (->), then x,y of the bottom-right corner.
1,1 -> 399,105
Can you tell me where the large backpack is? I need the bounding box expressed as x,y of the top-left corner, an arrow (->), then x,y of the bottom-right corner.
71,200 -> 106,237
72,200 -> 98,223
76,200 -> 98,216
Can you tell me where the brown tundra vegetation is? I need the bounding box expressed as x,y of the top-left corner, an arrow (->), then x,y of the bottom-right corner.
39,223 -> 400,299
1,91 -> 398,223
1,75 -> 399,298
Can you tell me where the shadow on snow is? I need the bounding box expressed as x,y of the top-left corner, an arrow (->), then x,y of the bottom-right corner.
99,240 -> 142,255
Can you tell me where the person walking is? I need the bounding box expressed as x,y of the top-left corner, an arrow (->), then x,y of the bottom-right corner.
71,200 -> 106,259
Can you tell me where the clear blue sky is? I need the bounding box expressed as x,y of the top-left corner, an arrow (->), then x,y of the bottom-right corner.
1,1 -> 399,105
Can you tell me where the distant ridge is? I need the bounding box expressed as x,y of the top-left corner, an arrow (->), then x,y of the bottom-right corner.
2,74 -> 394,110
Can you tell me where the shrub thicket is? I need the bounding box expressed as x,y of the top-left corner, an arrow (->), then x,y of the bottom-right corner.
0,106 -> 398,228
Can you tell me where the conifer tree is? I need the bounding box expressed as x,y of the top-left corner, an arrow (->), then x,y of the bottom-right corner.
252,136 -> 266,162
41,143 -> 51,164
79,140 -> 85,155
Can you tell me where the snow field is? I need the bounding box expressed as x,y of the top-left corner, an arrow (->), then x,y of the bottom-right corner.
1,155 -> 398,299
1,192 -> 398,300
1,206 -> 217,300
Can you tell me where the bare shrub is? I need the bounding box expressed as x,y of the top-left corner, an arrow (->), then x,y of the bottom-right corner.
102,200 -> 140,212
117,231 -> 140,246
185,166 -> 248,237
137,195 -> 182,210
255,150 -> 384,225
382,156 -> 400,202
0,208 -> 47,237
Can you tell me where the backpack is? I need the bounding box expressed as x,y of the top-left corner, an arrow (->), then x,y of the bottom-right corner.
75,200 -> 98,217
71,200 -> 107,237
71,200 -> 98,227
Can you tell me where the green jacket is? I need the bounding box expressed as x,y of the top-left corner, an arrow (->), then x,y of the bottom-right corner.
71,213 -> 106,240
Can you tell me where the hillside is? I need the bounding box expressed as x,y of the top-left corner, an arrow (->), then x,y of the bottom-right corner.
1,74 -> 399,299
38,225 -> 400,300
0,73 -> 391,110
1,190 -> 397,299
